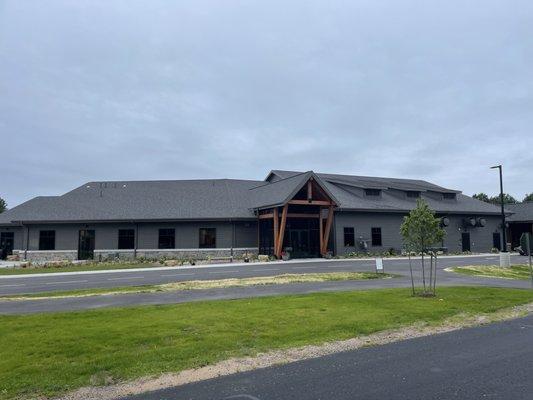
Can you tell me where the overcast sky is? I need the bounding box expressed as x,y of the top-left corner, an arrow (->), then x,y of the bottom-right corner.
1,0 -> 532,208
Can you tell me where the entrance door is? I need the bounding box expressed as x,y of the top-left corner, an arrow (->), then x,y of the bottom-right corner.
461,232 -> 471,252
290,229 -> 310,258
492,232 -> 501,251
0,232 -> 14,260
78,230 -> 95,260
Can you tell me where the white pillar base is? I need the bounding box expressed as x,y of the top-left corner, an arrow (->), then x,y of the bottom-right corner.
499,252 -> 511,268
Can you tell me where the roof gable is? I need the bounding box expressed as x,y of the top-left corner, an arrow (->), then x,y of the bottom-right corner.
251,171 -> 338,210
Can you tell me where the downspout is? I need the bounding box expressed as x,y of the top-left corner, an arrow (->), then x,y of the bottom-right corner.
231,219 -> 235,262
134,222 -> 138,259
23,223 -> 29,261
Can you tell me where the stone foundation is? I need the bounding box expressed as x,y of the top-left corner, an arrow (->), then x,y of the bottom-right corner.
14,250 -> 78,262
14,248 -> 259,262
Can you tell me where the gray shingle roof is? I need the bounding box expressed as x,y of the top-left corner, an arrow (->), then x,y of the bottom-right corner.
0,170 -> 504,225
0,179 -> 263,224
506,202 -> 533,222
250,171 -> 339,209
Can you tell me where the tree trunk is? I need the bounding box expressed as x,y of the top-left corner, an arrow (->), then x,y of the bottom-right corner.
429,254 -> 433,293
421,253 -> 426,292
433,254 -> 438,295
408,253 -> 415,296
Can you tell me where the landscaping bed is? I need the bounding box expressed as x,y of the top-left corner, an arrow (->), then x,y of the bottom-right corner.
1,287 -> 533,399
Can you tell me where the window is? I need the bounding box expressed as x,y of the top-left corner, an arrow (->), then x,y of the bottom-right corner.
158,229 -> 175,249
118,229 -> 135,249
406,191 -> 420,198
442,193 -> 456,200
371,227 -> 382,246
39,230 -> 56,250
199,228 -> 216,248
344,227 -> 355,247
365,189 -> 381,196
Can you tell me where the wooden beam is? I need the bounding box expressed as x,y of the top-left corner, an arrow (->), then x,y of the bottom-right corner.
276,204 -> 289,258
319,207 -> 324,255
288,213 -> 319,218
262,212 -> 318,219
307,180 -> 312,201
288,200 -> 331,206
322,205 -> 334,255
273,207 -> 279,258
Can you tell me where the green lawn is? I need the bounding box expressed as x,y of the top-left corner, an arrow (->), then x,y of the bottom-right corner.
450,265 -> 533,280
3,272 -> 391,299
0,262 -> 160,275
1,287 -> 533,399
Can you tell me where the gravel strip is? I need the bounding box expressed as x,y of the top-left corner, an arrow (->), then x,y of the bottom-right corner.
56,302 -> 533,400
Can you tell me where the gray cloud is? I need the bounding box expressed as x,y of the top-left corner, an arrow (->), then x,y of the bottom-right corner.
1,0 -> 532,207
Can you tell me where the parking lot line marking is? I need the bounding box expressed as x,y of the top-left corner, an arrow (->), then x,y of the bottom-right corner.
107,276 -> 145,281
291,266 -> 316,269
45,280 -> 88,285
160,273 -> 195,277
0,284 -> 26,287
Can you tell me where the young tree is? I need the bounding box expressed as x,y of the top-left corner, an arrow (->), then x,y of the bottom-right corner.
523,193 -> 533,202
0,197 -> 6,213
400,199 -> 446,296
472,193 -> 490,203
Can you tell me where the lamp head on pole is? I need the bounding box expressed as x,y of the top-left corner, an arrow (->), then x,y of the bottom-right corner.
490,165 -> 502,170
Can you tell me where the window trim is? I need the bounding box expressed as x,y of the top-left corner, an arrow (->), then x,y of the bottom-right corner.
343,227 -> 355,247
118,229 -> 135,250
39,230 -> 56,251
199,228 -> 216,248
371,227 -> 382,247
158,228 -> 176,249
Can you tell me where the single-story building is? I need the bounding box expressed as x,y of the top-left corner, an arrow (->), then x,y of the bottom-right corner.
0,170 -> 506,261
505,202 -> 533,249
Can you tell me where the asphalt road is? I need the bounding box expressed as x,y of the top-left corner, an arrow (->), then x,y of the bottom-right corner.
0,254 -> 530,314
0,254 -> 523,295
125,313 -> 533,400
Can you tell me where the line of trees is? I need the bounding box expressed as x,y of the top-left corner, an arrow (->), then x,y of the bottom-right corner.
472,192 -> 533,205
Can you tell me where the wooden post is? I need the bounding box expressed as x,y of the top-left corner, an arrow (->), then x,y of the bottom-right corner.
273,207 -> 279,257
319,206 -> 324,255
323,205 -> 334,255
307,180 -> 313,201
277,204 -> 289,258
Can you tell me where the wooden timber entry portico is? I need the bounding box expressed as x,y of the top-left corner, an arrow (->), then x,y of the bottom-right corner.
257,177 -> 336,258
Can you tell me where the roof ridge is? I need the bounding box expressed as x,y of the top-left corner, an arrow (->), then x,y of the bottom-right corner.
249,171 -> 311,190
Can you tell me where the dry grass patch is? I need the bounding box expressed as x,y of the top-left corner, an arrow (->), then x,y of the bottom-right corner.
448,264 -> 533,280
2,272 -> 391,300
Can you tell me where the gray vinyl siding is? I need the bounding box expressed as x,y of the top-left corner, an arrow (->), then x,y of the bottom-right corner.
334,212 -> 503,255
20,221 -> 258,251
137,221 -> 257,249
443,215 -> 502,253
0,226 -> 23,250
334,212 -> 405,254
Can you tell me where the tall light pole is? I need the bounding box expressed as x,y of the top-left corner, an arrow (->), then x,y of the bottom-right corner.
490,165 -> 507,252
